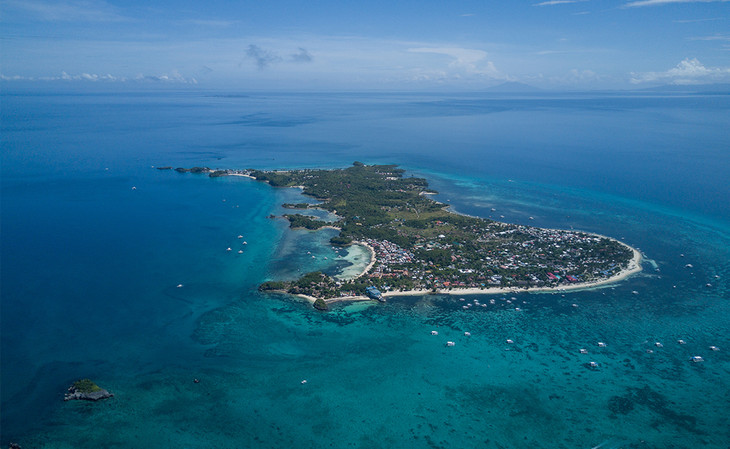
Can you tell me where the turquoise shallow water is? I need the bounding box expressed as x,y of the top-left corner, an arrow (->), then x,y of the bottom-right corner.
1,90 -> 729,448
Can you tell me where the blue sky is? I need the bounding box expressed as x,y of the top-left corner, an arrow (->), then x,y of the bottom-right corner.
1,0 -> 729,89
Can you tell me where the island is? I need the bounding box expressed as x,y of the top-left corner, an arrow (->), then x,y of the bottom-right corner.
172,163 -> 642,306
64,379 -> 113,401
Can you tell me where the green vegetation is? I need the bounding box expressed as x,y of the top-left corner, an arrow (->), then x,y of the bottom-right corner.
259,281 -> 287,291
330,235 -> 353,246
175,166 -> 210,174
72,379 -> 102,393
313,298 -> 328,311
177,163 -> 636,301
285,214 -> 330,230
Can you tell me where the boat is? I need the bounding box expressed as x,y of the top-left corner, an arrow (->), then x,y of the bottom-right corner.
238,250 -> 243,254
655,342 -> 663,348
710,345 -> 720,351
691,356 -> 704,363
678,339 -> 686,345
589,361 -> 598,368
598,342 -> 607,347
446,341 -> 455,347
506,339 -> 514,344
176,284 -> 184,288
237,235 -> 243,239
580,348 -> 588,354
464,332 -> 471,337
431,330 -> 438,336
226,247 -> 232,251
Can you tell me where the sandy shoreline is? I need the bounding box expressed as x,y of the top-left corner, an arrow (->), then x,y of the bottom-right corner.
351,241 -> 377,279
232,169 -> 643,304
292,244 -> 642,305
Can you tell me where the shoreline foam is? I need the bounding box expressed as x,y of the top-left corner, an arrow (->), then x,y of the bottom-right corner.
292,245 -> 642,305
233,170 -> 643,303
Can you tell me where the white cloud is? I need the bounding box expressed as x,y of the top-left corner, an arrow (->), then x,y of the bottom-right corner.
689,34 -> 730,41
673,17 -> 724,22
625,0 -> 729,7
408,47 -> 502,78
184,19 -> 238,28
1,70 -> 197,84
533,0 -> 588,6
630,58 -> 730,84
2,0 -> 126,21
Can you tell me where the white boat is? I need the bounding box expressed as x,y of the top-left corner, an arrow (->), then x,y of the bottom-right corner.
580,348 -> 588,354
589,361 -> 598,368
506,339 -> 514,344
655,342 -> 663,348
238,250 -> 243,254
237,235 -> 243,239
710,346 -> 720,351
464,332 -> 471,337
431,330 -> 438,336
446,341 -> 455,347
176,284 -> 184,288
598,342 -> 607,347
226,247 -> 232,251
678,339 -> 686,345
691,356 -> 704,363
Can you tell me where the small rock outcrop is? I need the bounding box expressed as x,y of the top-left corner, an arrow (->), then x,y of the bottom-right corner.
313,298 -> 329,311
64,379 -> 113,401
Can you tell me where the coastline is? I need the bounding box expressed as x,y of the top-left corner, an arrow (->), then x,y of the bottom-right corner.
286,244 -> 642,305
230,169 -> 644,303
377,245 -> 642,299
350,241 -> 377,279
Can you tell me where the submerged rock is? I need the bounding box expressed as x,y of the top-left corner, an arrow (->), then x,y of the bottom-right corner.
64,379 -> 113,402
313,297 -> 329,311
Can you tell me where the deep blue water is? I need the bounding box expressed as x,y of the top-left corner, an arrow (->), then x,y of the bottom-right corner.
1,90 -> 729,448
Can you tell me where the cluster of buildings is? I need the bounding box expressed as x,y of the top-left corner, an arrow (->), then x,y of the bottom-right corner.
360,219 -> 629,292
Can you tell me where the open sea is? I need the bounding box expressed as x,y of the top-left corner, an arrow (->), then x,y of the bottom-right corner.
1,89 -> 729,448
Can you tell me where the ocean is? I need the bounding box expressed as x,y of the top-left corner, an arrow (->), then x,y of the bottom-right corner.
1,89 -> 728,448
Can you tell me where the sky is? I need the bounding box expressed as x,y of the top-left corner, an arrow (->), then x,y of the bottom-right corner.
1,0 -> 729,90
